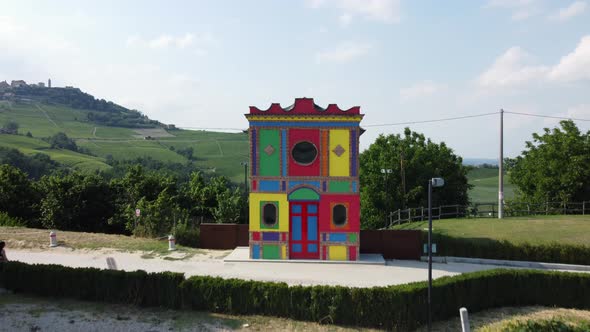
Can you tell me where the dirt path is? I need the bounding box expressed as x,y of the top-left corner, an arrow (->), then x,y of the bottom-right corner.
35,104 -> 59,128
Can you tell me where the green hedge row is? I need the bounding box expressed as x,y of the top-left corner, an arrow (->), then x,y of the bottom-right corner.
431,233 -> 590,265
2,262 -> 590,330
504,319 -> 590,332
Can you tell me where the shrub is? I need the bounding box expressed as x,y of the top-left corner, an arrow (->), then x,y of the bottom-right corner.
2,263 -> 590,331
0,211 -> 26,227
430,233 -> 590,265
504,319 -> 590,332
173,222 -> 199,248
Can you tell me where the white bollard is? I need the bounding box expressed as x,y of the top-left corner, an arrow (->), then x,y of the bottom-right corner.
49,231 -> 58,247
460,307 -> 470,332
168,235 -> 176,251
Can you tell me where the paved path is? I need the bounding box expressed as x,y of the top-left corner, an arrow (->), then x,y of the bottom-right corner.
8,248 -> 585,288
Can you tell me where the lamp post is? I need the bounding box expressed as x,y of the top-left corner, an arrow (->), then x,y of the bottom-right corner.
381,168 -> 393,226
428,177 -> 444,332
240,162 -> 249,192
240,161 -> 249,223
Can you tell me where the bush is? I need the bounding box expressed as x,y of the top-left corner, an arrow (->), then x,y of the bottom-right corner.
2,263 -> 590,330
0,211 -> 26,227
504,319 -> 590,332
0,262 -> 184,308
431,233 -> 590,265
173,223 -> 199,248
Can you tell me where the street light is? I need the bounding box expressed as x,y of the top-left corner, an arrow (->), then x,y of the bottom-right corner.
428,177 -> 444,332
240,161 -> 249,224
240,162 -> 249,192
381,168 -> 393,226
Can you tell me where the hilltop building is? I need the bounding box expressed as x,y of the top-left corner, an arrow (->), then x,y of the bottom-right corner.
48,78 -> 51,88
245,98 -> 363,261
11,80 -> 27,88
37,82 -> 45,88
0,81 -> 9,90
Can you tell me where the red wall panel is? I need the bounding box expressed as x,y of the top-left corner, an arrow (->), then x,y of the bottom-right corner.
288,129 -> 320,177
318,194 -> 360,232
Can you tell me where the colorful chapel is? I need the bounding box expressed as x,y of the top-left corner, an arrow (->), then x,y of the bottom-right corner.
245,98 -> 363,261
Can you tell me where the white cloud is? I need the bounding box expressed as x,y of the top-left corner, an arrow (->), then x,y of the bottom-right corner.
127,32 -> 213,50
549,1 -> 587,21
399,81 -> 444,101
548,36 -> 590,82
541,104 -> 590,126
478,47 -> 548,88
485,0 -> 540,21
478,35 -> 590,88
315,41 -> 371,64
338,13 -> 353,26
308,0 -> 401,24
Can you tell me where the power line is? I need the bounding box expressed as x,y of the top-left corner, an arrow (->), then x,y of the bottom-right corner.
504,111 -> 590,122
362,111 -> 499,128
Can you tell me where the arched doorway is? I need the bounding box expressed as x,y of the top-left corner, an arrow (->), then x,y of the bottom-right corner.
288,187 -> 320,259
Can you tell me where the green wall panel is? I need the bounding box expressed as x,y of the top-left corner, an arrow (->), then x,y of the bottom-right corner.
262,244 -> 280,259
329,181 -> 350,193
288,188 -> 320,201
259,129 -> 280,176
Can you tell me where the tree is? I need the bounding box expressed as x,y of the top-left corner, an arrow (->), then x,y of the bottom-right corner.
2,120 -> 19,134
359,128 -> 471,229
0,164 -> 40,223
213,188 -> 243,223
510,120 -> 590,203
129,188 -> 186,237
47,132 -> 78,151
38,172 -> 115,232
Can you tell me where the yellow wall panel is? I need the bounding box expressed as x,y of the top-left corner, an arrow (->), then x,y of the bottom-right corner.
249,193 -> 289,232
328,245 -> 347,260
329,129 -> 350,176
281,245 -> 287,259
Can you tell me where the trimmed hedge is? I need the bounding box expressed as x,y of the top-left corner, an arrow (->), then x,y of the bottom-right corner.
2,262 -> 590,330
431,233 -> 590,265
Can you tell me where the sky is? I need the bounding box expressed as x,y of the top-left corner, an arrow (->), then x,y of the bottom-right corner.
1,0 -> 589,158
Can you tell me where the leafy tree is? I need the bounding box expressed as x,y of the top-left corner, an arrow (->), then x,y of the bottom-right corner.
359,128 -> 471,229
38,172 -> 115,232
47,132 -> 78,151
510,120 -> 590,203
0,164 -> 40,223
129,188 -> 187,237
2,120 -> 19,134
0,147 -> 61,179
213,187 -> 244,224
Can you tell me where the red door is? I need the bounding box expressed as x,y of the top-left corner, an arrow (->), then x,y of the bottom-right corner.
289,202 -> 319,259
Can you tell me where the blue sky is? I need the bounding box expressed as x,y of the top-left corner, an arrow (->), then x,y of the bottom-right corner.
1,0 -> 589,158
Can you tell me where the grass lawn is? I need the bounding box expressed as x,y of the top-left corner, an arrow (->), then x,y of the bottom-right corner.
392,215 -> 590,246
467,167 -> 515,203
418,306 -> 590,332
0,226 -> 207,257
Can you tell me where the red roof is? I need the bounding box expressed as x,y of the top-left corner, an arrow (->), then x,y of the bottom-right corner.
249,98 -> 360,115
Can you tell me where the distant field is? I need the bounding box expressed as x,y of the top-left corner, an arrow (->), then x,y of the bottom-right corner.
0,102 -> 249,181
468,167 -> 515,203
392,215 -> 590,246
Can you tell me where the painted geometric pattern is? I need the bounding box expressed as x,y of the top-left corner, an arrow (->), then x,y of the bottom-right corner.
250,231 -> 289,259
332,144 -> 345,157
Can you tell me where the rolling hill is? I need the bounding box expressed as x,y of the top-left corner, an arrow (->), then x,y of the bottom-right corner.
0,87 -> 248,182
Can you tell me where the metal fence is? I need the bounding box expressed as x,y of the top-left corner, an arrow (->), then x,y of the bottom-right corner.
386,201 -> 589,228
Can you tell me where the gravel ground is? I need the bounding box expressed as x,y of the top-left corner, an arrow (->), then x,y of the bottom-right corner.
4,247 -> 541,287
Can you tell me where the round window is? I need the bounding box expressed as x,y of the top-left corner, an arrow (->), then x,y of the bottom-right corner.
332,204 -> 347,226
262,203 -> 277,227
291,141 -> 318,165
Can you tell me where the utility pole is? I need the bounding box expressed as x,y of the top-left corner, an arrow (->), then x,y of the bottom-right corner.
498,109 -> 504,219
400,151 -> 406,209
